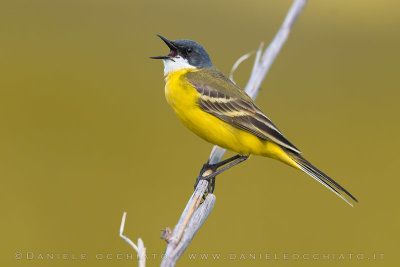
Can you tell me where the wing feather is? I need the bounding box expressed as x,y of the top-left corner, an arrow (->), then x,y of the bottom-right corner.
187,68 -> 301,154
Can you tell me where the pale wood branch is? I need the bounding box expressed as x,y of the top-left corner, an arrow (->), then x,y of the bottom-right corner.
161,1 -> 308,266
161,180 -> 215,267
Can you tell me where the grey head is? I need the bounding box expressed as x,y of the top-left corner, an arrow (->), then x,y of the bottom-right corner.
150,35 -> 213,70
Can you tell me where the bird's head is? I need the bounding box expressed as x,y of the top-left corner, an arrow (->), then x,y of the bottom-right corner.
150,35 -> 213,75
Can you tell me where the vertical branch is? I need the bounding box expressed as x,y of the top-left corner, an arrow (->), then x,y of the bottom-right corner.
162,1 -> 308,265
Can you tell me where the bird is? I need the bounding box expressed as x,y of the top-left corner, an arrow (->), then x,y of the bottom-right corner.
150,34 -> 357,206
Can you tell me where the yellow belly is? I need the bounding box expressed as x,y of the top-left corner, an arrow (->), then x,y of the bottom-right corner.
164,69 -> 297,167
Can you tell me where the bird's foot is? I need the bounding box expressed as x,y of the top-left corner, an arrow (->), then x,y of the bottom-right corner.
193,154 -> 249,195
194,161 -> 218,194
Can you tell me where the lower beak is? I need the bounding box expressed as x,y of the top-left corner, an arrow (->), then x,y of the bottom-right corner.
149,56 -> 170,60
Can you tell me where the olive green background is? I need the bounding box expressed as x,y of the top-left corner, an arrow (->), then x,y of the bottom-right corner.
1,0 -> 399,266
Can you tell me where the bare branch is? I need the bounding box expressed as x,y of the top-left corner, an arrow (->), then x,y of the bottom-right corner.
163,1 -> 308,265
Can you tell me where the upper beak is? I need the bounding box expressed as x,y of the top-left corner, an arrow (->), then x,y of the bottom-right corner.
150,34 -> 177,60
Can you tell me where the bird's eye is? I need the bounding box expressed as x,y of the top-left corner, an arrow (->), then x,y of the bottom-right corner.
187,48 -> 193,53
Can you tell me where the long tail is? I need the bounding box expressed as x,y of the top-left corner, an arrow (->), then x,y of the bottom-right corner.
285,150 -> 358,206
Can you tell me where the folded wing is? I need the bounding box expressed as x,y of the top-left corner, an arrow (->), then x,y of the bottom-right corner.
187,68 -> 301,154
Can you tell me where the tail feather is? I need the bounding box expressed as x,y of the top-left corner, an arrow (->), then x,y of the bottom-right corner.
286,150 -> 358,206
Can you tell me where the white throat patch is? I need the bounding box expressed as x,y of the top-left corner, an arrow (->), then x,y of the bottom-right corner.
163,56 -> 196,75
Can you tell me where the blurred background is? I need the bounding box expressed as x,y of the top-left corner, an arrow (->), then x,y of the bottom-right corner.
1,0 -> 399,266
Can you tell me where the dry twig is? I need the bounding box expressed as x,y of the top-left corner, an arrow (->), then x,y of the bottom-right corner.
119,212 -> 146,267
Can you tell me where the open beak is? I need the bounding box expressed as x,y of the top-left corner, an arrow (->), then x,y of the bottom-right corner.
150,34 -> 178,60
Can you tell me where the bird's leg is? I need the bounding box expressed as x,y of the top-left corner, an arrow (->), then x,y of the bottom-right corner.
194,154 -> 249,193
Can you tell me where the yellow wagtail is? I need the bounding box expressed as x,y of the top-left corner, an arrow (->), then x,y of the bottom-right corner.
151,35 -> 357,206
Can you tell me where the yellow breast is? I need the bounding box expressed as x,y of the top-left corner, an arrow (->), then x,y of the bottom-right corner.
164,69 -> 198,113
165,69 -> 252,154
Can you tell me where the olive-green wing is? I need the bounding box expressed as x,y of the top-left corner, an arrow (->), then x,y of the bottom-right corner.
186,68 -> 301,154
